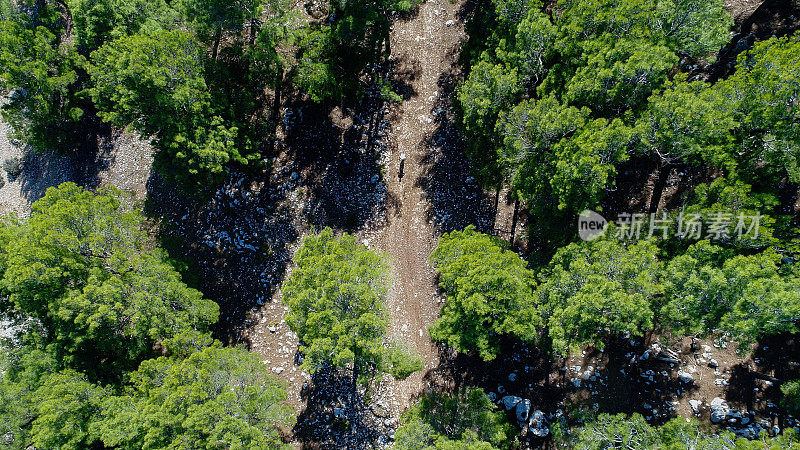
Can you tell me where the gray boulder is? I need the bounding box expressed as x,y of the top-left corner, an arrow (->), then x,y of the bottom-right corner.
528,410 -> 549,437
516,399 -> 531,423
710,397 -> 729,424
502,395 -> 522,410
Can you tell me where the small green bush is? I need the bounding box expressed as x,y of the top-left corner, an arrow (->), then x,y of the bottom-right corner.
3,156 -> 21,180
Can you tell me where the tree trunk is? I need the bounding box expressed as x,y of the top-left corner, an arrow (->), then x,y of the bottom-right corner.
648,162 -> 671,214
351,363 -> 359,399
271,70 -> 284,124
509,197 -> 520,246
493,188 -> 500,231
249,18 -> 258,47
212,26 -> 222,62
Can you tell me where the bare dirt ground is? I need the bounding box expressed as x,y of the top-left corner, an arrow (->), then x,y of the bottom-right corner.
0,98 -> 152,217
366,0 -> 465,411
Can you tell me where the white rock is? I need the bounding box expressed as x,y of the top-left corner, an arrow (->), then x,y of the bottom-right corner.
710,397 -> 729,423
689,399 -> 702,414
528,410 -> 549,437
516,399 -> 531,423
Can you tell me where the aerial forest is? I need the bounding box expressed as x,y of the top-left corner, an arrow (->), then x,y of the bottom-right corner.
0,0 -> 799,448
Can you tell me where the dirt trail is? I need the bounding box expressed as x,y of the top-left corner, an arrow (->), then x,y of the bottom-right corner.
368,0 -> 466,409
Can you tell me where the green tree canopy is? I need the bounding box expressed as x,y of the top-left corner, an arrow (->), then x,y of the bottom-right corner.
717,36 -> 800,183
662,241 -> 800,345
295,0 -> 420,101
283,228 -> 421,385
0,7 -> 85,151
91,346 -> 294,450
0,183 -> 294,449
564,413 -> 800,449
562,36 -> 678,114
536,238 -> 662,354
88,29 -> 250,185
67,0 -> 178,53
394,388 -> 514,450
634,74 -> 738,168
0,183 -> 218,379
429,226 -> 540,360
556,0 -> 731,57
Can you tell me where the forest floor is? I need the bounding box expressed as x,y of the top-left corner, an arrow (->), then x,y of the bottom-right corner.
366,0 -> 465,411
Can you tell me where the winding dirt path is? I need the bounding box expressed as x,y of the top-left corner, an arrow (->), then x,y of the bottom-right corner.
369,0 -> 466,409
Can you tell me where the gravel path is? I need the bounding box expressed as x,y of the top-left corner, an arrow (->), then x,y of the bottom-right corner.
370,0 -> 467,410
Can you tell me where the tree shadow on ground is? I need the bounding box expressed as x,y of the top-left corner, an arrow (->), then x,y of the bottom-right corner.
283,90 -> 390,233
294,365 -> 393,449
15,121 -> 115,205
387,53 -> 420,102
144,87 -> 392,344
421,335 -> 700,443
145,167 -> 299,345
703,0 -> 800,83
727,333 -> 800,428
417,60 -> 496,235
17,148 -> 75,202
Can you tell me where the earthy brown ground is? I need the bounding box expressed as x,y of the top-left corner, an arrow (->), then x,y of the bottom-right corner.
367,0 -> 465,410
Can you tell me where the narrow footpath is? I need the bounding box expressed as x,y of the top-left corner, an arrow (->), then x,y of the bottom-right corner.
371,0 -> 467,410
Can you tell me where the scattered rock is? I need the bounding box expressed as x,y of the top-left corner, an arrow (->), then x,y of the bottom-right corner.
371,402 -> 390,418
528,410 -> 549,437
502,395 -> 522,410
689,399 -> 702,414
516,399 -> 531,423
334,407 -> 345,419
711,397 -> 729,424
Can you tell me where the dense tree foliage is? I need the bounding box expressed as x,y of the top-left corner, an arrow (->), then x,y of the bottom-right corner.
559,413 -> 800,449
295,0 -> 420,101
661,242 -> 800,344
394,388 -> 514,450
0,2 -> 86,151
0,184 -> 292,448
536,238 -> 661,354
0,0 -> 291,188
92,346 -> 294,449
283,228 -> 422,386
0,183 -> 218,378
67,0 -> 177,53
429,226 -> 539,360
453,0 -> 800,255
88,29 -> 251,185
